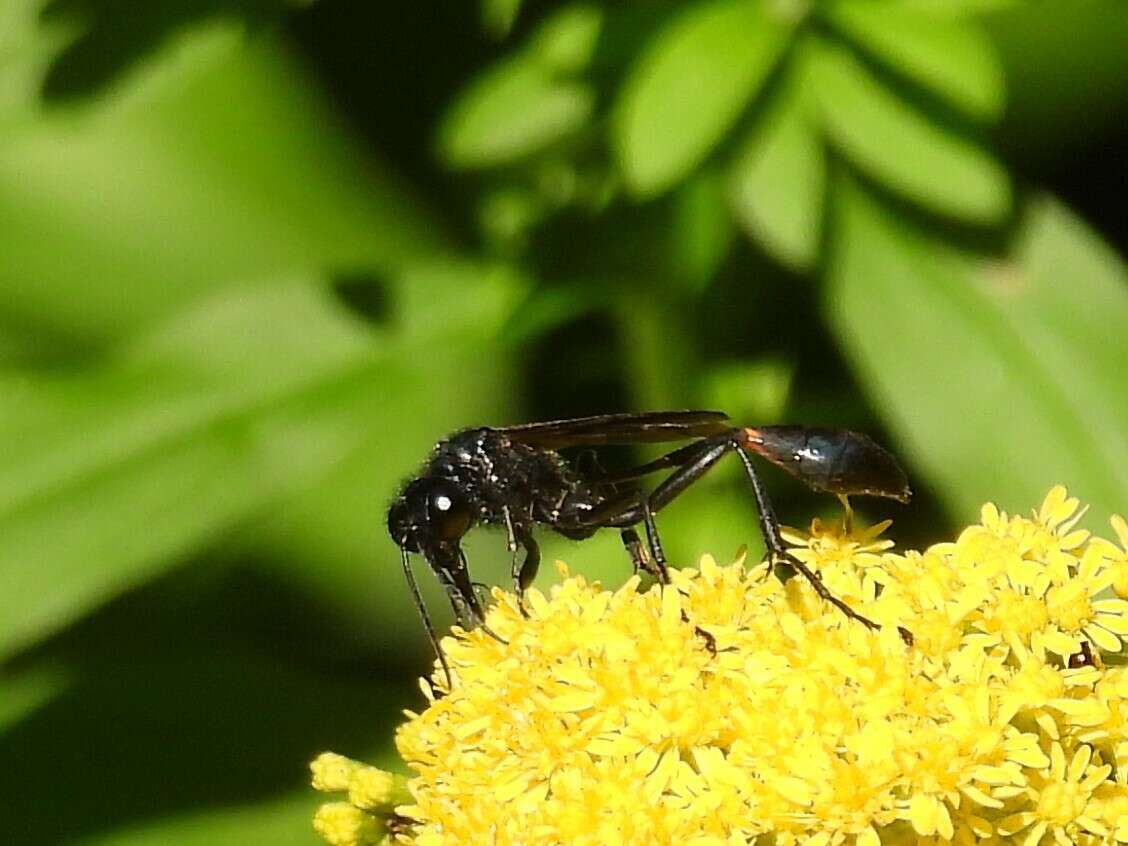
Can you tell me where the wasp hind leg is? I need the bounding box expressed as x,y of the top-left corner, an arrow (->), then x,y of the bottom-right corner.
729,448 -> 911,642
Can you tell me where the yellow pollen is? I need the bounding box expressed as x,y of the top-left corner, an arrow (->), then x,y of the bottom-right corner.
1036,780 -> 1087,825
1048,583 -> 1093,632
1012,661 -> 1065,703
986,589 -> 1049,635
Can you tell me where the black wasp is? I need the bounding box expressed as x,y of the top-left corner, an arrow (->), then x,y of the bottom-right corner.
387,411 -> 911,685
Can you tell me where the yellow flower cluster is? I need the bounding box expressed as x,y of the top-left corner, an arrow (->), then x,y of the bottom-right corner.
311,487 -> 1128,845
310,753 -> 412,845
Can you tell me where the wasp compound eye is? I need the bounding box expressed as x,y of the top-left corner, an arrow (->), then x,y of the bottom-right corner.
425,480 -> 472,541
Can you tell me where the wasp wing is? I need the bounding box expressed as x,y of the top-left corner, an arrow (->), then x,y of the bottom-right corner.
498,410 -> 731,449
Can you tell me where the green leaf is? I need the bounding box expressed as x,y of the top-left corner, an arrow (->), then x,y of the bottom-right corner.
231,261 -> 525,643
74,793 -> 321,846
438,56 -> 594,169
498,284 -> 600,346
672,167 -> 735,291
0,255 -> 526,661
985,0 -> 1128,156
530,4 -> 603,74
612,0 -> 793,198
825,0 -> 1005,120
730,54 -> 825,271
701,358 -> 795,424
482,0 -> 523,39
5,624 -> 404,843
901,0 -> 1021,15
0,664 -> 68,731
0,280 -> 386,660
826,178 -> 1128,526
0,27 -> 442,345
812,42 -> 1010,223
999,195 -> 1128,503
0,0 -> 72,130
478,188 -> 542,253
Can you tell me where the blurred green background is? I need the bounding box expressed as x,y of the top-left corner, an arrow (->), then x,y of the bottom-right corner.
1,0 -> 1126,842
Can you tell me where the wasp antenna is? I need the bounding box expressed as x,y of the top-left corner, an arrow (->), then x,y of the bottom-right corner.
400,548 -> 453,692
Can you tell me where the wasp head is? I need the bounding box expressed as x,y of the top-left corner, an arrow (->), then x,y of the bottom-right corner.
387,477 -> 474,554
388,477 -> 487,632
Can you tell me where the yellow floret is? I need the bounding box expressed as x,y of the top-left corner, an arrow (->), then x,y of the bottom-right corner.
312,802 -> 385,846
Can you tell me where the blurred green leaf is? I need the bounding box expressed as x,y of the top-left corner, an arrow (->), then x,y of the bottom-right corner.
615,295 -> 701,412
38,0 -> 310,103
478,187 -> 544,252
701,358 -> 794,424
0,26 -> 440,344
902,0 -> 1021,15
482,0 -> 523,38
0,664 -> 68,731
996,196 -> 1128,504
235,261 -> 525,644
825,0 -> 1005,120
529,4 -> 603,74
985,0 -> 1128,158
612,0 -> 793,198
826,179 -> 1128,525
0,255 -> 525,661
0,0 -> 73,129
730,55 -> 824,271
438,56 -> 594,169
498,283 -> 601,346
3,609 -> 405,843
671,167 -> 735,291
812,43 -> 1010,223
0,280 -> 380,660
73,793 -> 321,846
